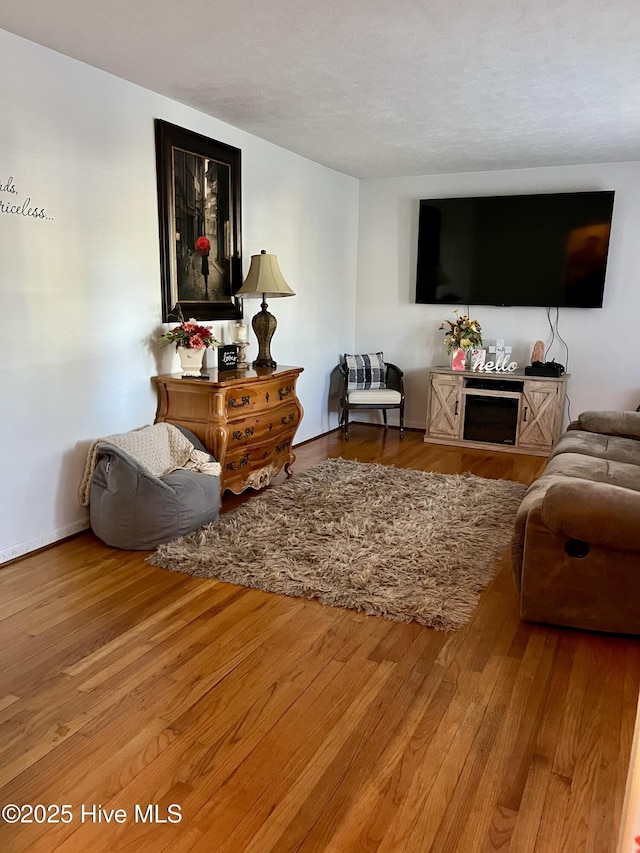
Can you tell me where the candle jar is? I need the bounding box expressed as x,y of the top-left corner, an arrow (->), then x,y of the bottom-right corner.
234,323 -> 248,343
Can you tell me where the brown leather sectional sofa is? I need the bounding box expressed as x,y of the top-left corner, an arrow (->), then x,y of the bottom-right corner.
512,410 -> 640,634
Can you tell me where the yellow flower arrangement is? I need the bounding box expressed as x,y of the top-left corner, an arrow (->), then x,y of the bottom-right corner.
439,312 -> 483,354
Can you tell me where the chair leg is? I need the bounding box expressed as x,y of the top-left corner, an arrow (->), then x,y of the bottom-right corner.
383,409 -> 388,430
400,403 -> 405,439
342,405 -> 350,440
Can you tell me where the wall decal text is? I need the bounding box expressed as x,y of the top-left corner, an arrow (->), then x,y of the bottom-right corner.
0,177 -> 54,221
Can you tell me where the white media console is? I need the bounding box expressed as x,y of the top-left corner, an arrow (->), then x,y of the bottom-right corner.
424,366 -> 570,456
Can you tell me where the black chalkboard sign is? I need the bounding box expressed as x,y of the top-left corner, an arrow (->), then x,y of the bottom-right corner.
217,344 -> 238,371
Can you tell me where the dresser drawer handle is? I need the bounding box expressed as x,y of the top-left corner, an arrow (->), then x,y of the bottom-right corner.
281,413 -> 295,425
278,385 -> 294,400
226,455 -> 249,471
228,396 -> 250,408
232,427 -> 255,441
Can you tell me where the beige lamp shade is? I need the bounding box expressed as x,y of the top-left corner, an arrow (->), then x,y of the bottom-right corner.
236,250 -> 295,298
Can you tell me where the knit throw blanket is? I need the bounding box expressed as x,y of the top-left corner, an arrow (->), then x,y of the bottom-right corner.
78,423 -> 221,507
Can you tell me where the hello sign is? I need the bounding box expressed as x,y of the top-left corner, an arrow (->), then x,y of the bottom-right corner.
470,340 -> 518,373
475,354 -> 519,373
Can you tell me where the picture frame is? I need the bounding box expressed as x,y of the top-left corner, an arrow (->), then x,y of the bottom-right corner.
155,119 -> 243,322
217,344 -> 239,372
470,348 -> 486,372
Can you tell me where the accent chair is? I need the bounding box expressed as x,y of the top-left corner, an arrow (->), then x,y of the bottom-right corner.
339,352 -> 405,441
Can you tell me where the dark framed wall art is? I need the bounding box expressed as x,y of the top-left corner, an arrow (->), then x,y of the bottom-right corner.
155,119 -> 243,322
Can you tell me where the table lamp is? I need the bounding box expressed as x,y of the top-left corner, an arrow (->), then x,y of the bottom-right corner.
236,250 -> 295,368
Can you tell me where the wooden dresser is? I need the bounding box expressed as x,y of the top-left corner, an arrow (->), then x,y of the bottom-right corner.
152,365 -> 304,494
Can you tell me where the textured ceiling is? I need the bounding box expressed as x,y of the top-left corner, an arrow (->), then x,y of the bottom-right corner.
2,0 -> 639,178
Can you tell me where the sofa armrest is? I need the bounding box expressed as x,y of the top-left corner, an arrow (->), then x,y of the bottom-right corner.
576,410 -> 640,440
541,479 -> 640,551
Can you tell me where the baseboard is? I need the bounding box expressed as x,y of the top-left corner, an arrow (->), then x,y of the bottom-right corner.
293,426 -> 342,447
0,519 -> 91,567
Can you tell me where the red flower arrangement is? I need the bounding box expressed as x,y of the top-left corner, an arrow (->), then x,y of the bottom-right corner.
159,318 -> 217,350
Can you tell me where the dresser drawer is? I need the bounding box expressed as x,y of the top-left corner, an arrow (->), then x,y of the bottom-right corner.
223,434 -> 296,493
224,376 -> 299,417
227,401 -> 301,449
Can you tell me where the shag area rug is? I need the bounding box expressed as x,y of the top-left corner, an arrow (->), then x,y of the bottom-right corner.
149,458 -> 526,631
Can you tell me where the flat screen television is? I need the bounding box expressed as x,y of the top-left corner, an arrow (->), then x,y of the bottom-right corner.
415,190 -> 615,308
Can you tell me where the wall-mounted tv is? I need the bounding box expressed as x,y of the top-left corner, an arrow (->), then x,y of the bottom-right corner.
416,190 -> 615,308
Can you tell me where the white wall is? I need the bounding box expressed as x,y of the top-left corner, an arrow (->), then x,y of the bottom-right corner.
0,29 -> 359,564
356,164 -> 640,430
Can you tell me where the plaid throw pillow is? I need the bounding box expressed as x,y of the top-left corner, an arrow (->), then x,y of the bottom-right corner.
345,352 -> 386,390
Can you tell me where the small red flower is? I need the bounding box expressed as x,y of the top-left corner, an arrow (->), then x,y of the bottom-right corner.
195,236 -> 210,257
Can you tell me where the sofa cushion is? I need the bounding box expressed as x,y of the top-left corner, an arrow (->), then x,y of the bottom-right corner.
348,389 -> 402,404
544,452 -> 640,492
550,430 -> 640,466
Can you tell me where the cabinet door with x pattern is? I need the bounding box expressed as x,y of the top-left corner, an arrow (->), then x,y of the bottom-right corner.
426,372 -> 463,439
518,380 -> 562,450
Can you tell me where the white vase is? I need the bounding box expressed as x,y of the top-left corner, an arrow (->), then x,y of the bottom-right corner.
177,346 -> 205,376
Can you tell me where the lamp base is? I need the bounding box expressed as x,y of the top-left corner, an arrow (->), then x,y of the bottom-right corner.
251,301 -> 278,369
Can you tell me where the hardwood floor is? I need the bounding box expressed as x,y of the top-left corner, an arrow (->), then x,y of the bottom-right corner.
1,425 -> 638,851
